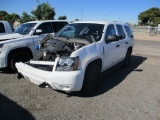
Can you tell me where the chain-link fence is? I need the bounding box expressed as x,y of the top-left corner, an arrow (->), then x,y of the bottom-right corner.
131,26 -> 160,36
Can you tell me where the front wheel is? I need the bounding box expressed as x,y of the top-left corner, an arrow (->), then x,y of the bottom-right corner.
81,64 -> 101,96
9,51 -> 31,72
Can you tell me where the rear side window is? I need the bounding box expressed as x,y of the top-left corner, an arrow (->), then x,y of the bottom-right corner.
37,23 -> 53,34
52,22 -> 68,32
124,25 -> 133,38
116,25 -> 126,40
0,22 -> 5,33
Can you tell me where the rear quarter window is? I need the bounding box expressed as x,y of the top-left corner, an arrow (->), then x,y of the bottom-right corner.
124,25 -> 133,38
37,22 -> 53,34
0,22 -> 5,33
52,22 -> 68,32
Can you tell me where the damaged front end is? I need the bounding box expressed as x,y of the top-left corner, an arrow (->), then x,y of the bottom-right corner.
15,33 -> 90,92
29,34 -> 87,72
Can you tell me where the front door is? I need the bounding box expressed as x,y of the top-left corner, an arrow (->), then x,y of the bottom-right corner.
103,24 -> 121,71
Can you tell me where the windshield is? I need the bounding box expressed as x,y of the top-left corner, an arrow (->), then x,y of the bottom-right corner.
15,23 -> 37,35
55,23 -> 104,42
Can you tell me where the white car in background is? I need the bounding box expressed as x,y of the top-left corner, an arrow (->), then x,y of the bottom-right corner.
0,21 -> 12,35
16,21 -> 134,96
0,20 -> 72,72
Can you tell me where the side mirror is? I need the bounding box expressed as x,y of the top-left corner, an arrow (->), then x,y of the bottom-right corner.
33,29 -> 43,35
105,35 -> 119,43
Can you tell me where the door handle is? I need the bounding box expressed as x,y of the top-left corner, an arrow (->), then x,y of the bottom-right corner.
125,42 -> 128,44
116,45 -> 120,47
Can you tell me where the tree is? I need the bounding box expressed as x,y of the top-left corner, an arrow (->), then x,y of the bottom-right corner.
138,7 -> 160,26
2,14 -> 12,23
58,16 -> 67,20
21,12 -> 32,23
31,2 -> 56,20
0,11 -> 20,25
0,11 -> 8,19
10,13 -> 20,24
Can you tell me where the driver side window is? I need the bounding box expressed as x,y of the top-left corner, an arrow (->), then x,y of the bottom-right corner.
105,24 -> 116,40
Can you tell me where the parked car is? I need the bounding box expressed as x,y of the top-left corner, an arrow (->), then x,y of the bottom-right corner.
16,21 -> 134,96
0,21 -> 12,35
0,20 -> 72,72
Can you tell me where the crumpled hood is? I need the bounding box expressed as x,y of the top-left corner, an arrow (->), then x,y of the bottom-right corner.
0,33 -> 25,41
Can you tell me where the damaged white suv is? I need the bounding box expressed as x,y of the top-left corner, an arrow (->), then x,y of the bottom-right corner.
16,21 -> 134,96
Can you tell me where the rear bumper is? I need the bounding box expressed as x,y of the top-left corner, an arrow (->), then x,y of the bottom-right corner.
16,62 -> 84,92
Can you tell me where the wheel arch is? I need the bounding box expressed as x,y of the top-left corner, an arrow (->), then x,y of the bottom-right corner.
7,47 -> 33,66
85,58 -> 102,74
128,46 -> 132,53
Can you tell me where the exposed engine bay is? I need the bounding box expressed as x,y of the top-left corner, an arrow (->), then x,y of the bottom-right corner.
27,34 -> 91,71
33,34 -> 91,61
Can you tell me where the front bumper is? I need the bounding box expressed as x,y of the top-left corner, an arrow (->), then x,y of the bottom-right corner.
16,62 -> 84,92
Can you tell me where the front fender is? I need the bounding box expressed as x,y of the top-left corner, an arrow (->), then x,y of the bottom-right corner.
4,40 -> 34,66
71,42 -> 103,71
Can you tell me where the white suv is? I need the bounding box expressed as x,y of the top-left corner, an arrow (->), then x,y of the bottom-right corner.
0,20 -> 72,72
16,21 -> 134,96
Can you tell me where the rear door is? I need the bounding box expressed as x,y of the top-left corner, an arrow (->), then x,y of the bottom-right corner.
115,24 -> 128,62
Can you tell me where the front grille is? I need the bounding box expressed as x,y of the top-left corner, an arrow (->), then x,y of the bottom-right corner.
27,63 -> 53,72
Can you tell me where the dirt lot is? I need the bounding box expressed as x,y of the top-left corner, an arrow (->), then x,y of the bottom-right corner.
0,37 -> 160,120
134,32 -> 160,41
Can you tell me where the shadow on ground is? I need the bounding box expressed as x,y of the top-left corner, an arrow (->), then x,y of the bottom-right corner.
95,55 -> 147,96
0,68 -> 15,74
0,93 -> 35,120
68,55 -> 147,97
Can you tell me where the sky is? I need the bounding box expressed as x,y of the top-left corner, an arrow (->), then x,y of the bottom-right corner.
0,0 -> 160,24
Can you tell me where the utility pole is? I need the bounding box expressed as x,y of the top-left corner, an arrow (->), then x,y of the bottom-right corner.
81,9 -> 83,21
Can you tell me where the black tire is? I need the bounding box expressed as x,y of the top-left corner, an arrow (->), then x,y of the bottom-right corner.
81,64 -> 101,96
123,50 -> 132,67
9,51 -> 31,72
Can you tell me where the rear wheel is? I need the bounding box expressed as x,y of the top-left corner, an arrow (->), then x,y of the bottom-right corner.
81,64 -> 101,96
9,51 -> 31,72
123,50 -> 132,67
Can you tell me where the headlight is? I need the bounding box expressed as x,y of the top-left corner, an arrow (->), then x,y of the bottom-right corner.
0,43 -> 4,48
56,56 -> 79,71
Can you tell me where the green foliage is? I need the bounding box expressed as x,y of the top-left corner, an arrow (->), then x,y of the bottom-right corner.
138,7 -> 160,26
10,13 -> 20,24
0,2 -> 68,25
31,2 -> 55,20
0,11 -> 20,25
21,12 -> 33,23
0,11 -> 8,18
2,14 -> 11,23
58,16 -> 67,20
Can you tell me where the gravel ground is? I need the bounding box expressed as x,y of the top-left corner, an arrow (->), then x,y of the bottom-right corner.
0,40 -> 160,120
134,32 -> 160,41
